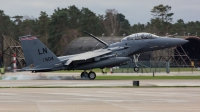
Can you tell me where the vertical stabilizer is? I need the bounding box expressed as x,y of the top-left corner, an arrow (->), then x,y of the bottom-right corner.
19,35 -> 60,67
19,35 -> 34,66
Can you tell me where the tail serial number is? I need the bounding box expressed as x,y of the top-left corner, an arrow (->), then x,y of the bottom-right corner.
43,57 -> 54,62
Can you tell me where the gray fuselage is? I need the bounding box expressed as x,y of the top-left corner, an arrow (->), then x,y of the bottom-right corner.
109,33 -> 187,57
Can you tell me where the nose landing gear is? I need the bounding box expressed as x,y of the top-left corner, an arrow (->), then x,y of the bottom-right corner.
133,66 -> 139,72
133,54 -> 140,72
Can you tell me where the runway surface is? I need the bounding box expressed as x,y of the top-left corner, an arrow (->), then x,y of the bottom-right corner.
0,88 -> 199,112
0,80 -> 200,87
1,72 -> 200,87
2,71 -> 200,77
0,72 -> 200,111
0,71 -> 200,87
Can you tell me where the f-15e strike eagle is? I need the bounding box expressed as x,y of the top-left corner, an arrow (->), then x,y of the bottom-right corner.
19,31 -> 188,80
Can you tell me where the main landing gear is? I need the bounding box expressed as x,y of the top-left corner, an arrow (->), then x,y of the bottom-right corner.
133,54 -> 140,72
80,70 -> 96,80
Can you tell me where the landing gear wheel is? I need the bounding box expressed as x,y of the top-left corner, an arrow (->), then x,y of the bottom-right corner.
134,67 -> 139,72
81,72 -> 88,78
32,71 -> 37,73
88,72 -> 96,80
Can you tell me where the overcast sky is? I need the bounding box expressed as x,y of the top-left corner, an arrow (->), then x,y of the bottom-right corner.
0,0 -> 200,25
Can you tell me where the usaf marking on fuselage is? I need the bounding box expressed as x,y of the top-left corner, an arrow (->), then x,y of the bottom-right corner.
19,32 -> 188,80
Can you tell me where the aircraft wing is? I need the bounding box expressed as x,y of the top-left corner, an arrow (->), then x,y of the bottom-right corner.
65,49 -> 112,65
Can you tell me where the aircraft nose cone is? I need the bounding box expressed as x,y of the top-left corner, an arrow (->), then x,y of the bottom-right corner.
161,37 -> 189,48
183,39 -> 189,44
167,38 -> 189,47
173,39 -> 189,46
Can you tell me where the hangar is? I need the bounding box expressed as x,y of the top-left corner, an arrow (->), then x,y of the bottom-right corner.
64,36 -> 122,55
177,36 -> 200,67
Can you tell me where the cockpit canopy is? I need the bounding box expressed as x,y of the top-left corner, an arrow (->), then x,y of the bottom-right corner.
121,32 -> 159,41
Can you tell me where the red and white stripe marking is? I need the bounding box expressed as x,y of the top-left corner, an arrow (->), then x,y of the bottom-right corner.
13,54 -> 17,72
110,67 -> 113,74
20,36 -> 37,41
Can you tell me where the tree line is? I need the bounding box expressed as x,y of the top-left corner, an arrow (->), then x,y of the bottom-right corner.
0,4 -> 199,55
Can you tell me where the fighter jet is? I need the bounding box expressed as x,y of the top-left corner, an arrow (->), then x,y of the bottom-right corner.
19,32 -> 188,79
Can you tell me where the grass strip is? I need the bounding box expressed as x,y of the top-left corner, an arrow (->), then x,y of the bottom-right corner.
96,76 -> 200,80
54,68 -> 200,73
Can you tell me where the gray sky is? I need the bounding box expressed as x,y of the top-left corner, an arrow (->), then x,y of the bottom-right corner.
1,0 -> 200,25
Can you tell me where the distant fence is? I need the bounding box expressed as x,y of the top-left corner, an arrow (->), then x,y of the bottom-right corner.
113,61 -> 197,73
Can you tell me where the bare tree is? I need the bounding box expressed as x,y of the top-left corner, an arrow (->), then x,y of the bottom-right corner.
59,29 -> 81,55
101,9 -> 120,36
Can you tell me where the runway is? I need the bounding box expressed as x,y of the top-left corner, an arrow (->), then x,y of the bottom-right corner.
0,72 -> 200,111
0,88 -> 200,112
1,71 -> 200,87
3,71 -> 200,76
0,80 -> 200,87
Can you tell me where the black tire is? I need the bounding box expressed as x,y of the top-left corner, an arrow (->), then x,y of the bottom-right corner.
134,67 -> 139,72
81,72 -> 84,78
81,72 -> 88,78
32,71 -> 36,73
88,72 -> 96,80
